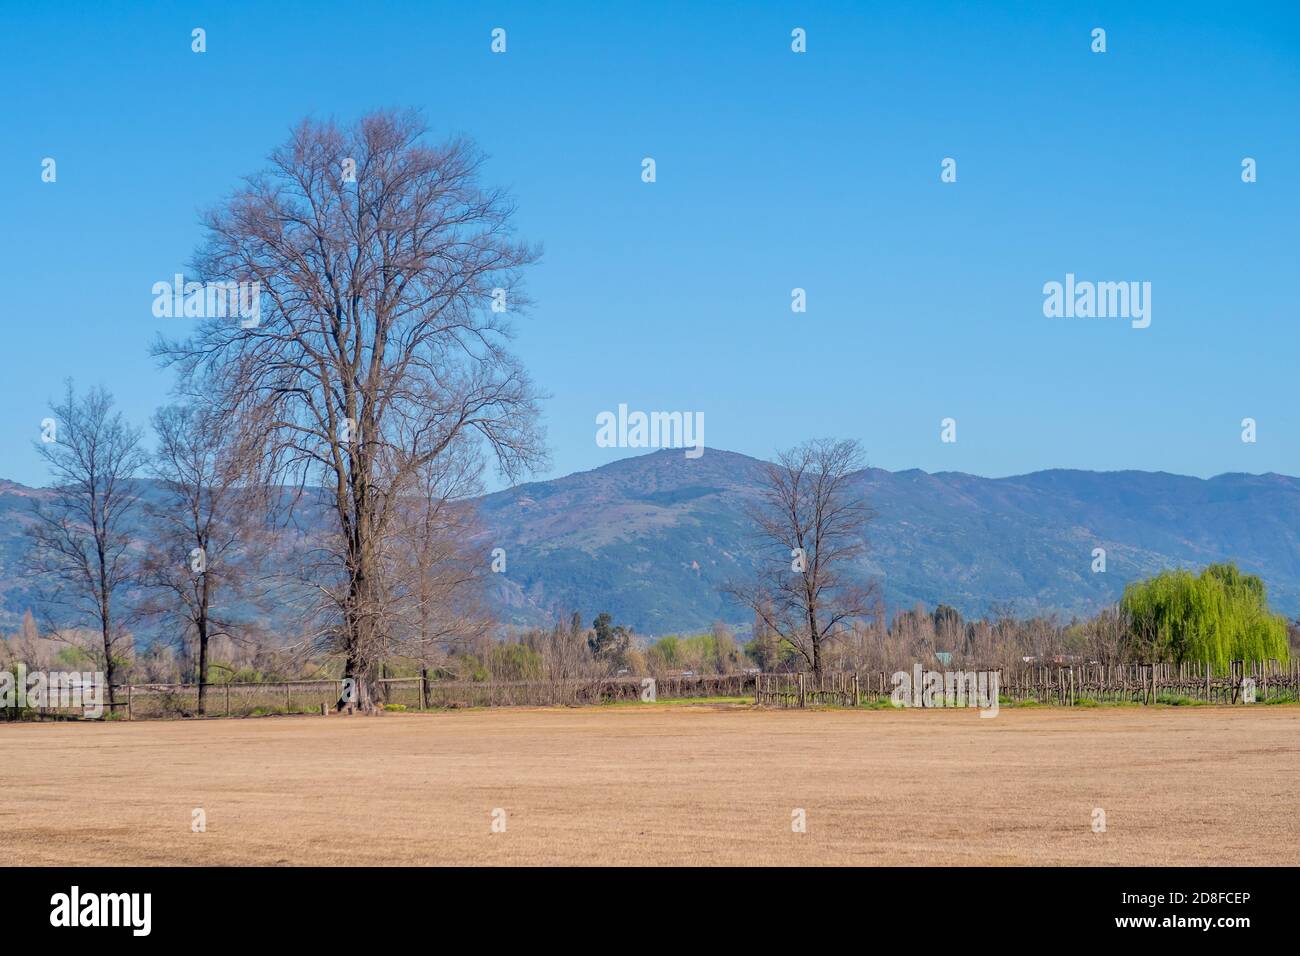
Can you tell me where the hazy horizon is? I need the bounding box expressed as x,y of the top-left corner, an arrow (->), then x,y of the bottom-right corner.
6,443 -> 1300,494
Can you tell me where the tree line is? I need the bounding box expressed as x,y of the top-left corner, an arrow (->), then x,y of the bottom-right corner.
6,110 -> 1293,715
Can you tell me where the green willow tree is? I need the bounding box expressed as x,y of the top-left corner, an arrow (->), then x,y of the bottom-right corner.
1120,563 -> 1289,672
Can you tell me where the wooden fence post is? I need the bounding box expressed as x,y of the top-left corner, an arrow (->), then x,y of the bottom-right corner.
126,684 -> 132,721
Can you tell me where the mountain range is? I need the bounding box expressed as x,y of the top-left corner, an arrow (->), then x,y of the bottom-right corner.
3,448 -> 1300,636
477,449 -> 1300,632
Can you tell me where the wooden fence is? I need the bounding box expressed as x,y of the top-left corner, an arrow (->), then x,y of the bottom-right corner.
999,661 -> 1298,706
755,672 -> 861,707
420,673 -> 753,709
2,672 -> 758,720
756,660 -> 1300,708
5,661 -> 1296,718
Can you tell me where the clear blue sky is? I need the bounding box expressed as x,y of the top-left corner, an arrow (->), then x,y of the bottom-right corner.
3,0 -> 1298,489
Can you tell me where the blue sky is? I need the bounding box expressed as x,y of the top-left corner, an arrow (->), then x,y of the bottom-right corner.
2,0 -> 1298,489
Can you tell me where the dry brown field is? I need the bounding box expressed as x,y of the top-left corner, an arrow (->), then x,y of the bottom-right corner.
2,704 -> 1296,866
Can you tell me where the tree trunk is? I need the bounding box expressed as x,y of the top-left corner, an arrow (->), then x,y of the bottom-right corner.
101,598 -> 117,709
196,613 -> 209,716
338,546 -> 384,713
340,653 -> 381,712
808,608 -> 822,681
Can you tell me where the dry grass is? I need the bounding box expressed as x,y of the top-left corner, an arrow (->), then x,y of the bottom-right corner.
1,704 -> 1296,865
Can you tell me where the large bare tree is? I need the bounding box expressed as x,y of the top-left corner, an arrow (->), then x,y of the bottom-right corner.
726,438 -> 875,679
155,111 -> 545,710
27,382 -> 148,708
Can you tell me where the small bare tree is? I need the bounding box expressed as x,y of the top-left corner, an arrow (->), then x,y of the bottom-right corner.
726,438 -> 875,679
1085,603 -> 1132,665
541,611 -> 594,684
138,403 -> 266,714
155,111 -> 546,710
27,382 -> 148,708
386,440 -> 493,670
